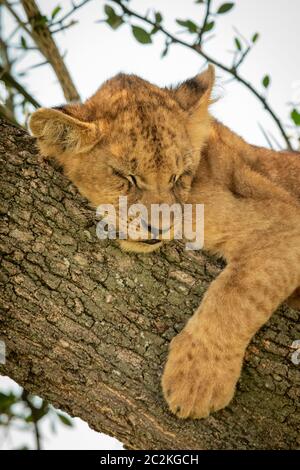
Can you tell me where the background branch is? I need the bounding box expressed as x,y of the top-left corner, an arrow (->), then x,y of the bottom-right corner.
49,0 -> 93,32
21,391 -> 42,450
18,0 -> 80,102
196,0 -> 211,45
0,64 -> 40,107
110,0 -> 293,150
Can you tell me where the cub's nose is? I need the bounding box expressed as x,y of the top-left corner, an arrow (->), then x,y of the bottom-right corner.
141,220 -> 172,238
147,223 -> 172,236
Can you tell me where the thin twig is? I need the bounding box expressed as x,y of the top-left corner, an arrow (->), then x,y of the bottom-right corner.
50,20 -> 78,35
33,421 -> 41,451
1,0 -> 32,36
50,0 -> 92,27
6,23 -> 21,41
233,26 -> 251,48
234,45 -> 251,69
21,391 -> 41,451
197,0 -> 211,45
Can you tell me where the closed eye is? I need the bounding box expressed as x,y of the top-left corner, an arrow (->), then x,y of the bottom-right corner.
127,174 -> 138,186
170,169 -> 194,186
110,167 -> 138,187
169,174 -> 178,184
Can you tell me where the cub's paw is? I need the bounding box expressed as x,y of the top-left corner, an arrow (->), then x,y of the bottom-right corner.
161,329 -> 243,419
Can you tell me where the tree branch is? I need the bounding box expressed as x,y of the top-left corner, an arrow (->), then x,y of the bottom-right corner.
5,0 -> 80,102
0,35 -> 16,118
0,64 -> 40,107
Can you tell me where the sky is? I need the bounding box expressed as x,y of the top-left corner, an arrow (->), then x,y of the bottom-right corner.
1,0 -> 299,450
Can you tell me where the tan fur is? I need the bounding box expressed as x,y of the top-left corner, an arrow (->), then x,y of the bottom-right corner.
29,65 -> 300,419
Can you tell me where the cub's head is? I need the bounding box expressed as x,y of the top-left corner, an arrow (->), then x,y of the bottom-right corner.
29,66 -> 215,253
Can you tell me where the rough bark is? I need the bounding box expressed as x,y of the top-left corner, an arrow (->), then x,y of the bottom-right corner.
0,119 -> 299,450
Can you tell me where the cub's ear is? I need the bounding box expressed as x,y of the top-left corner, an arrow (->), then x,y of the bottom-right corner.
29,107 -> 99,157
173,65 -> 215,150
173,65 -> 215,111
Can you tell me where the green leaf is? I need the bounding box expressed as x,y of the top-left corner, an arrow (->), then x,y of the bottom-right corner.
234,37 -> 242,50
203,21 -> 215,32
104,5 -> 123,30
35,407 -> 49,421
291,108 -> 300,126
51,5 -> 62,20
161,39 -> 170,58
57,412 -> 73,427
104,5 -> 114,17
217,3 -> 235,14
0,391 -> 18,411
262,75 -> 270,88
252,32 -> 259,43
20,36 -> 27,49
176,19 -> 198,33
161,47 -> 168,58
155,12 -> 163,23
132,25 -> 152,44
107,16 -> 123,29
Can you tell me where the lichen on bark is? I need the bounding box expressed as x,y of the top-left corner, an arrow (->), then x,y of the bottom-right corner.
0,119 -> 299,449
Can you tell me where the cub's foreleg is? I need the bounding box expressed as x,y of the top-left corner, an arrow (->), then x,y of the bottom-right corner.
162,236 -> 300,418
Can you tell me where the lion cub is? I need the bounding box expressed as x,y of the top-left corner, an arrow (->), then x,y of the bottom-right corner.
29,66 -> 300,419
